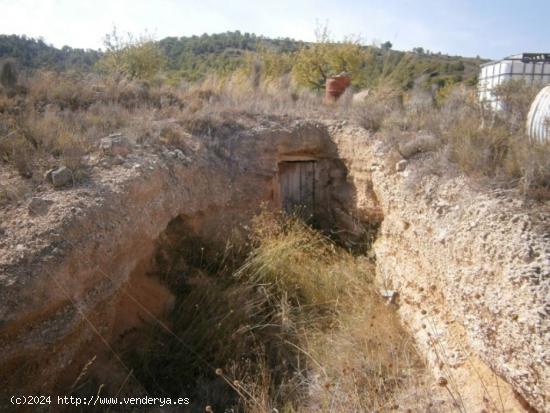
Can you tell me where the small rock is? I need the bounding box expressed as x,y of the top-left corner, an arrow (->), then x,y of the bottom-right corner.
99,133 -> 130,157
398,134 -> 440,159
396,160 -> 408,172
44,168 -> 56,183
113,155 -> 125,165
174,149 -> 185,160
51,166 -> 73,188
28,197 -> 53,216
380,290 -> 398,304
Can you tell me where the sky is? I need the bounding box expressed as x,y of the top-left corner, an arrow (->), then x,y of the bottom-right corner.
1,0 -> 548,59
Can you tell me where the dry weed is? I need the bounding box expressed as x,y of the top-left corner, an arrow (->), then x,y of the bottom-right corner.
122,212 -> 432,412
374,81 -> 550,199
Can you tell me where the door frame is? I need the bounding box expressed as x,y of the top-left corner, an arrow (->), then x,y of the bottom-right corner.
276,159 -> 317,218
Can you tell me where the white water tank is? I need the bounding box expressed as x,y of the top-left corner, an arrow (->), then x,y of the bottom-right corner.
478,53 -> 550,110
527,86 -> 550,143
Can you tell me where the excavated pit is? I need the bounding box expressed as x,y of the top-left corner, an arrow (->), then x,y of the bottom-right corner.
46,147 -> 383,411
0,121 -> 381,411
0,120 -> 548,412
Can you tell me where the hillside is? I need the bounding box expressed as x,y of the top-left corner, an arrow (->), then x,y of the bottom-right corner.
1,23 -> 548,413
0,31 -> 486,90
158,31 -> 305,81
0,34 -> 101,71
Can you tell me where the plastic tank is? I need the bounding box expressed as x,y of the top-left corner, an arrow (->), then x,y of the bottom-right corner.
527,85 -> 550,143
478,53 -> 550,110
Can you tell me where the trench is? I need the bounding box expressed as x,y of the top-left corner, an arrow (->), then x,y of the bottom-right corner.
78,221 -> 411,412
1,121 -> 543,413
49,151 -> 435,413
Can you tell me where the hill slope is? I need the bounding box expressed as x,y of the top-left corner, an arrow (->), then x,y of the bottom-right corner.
0,34 -> 101,71
0,31 -> 487,90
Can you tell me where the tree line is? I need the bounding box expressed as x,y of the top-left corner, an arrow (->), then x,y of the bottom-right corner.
0,31 -> 486,92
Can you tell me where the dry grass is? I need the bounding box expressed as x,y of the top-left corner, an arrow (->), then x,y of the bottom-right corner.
355,82 -> 550,199
237,212 -> 430,412
442,85 -> 550,196
353,84 -> 403,132
121,211 -> 430,412
0,180 -> 28,206
0,68 -> 345,197
0,71 -> 181,196
2,66 -> 547,205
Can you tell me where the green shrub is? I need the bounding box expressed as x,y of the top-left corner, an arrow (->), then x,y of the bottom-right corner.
292,27 -> 366,90
0,59 -> 18,90
96,28 -> 167,81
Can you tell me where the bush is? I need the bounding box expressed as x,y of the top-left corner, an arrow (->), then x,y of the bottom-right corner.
0,59 -> 18,90
493,79 -> 540,132
96,28 -> 167,81
353,85 -> 403,132
0,181 -> 29,206
0,133 -> 36,178
292,27 -> 366,90
441,83 -> 550,190
26,71 -> 96,110
370,80 -> 550,199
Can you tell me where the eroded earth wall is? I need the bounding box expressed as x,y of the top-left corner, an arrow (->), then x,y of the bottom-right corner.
332,123 -> 549,412
0,120 -> 351,401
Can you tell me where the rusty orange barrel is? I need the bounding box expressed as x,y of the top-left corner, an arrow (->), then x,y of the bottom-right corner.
325,75 -> 351,102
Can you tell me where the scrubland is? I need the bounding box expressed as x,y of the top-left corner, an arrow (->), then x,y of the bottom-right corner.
1,53 -> 548,207
1,34 -> 549,412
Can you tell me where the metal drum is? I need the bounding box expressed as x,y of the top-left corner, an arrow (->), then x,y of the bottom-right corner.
325,75 -> 351,102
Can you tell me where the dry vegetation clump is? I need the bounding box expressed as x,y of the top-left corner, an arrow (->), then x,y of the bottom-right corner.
25,71 -> 97,110
353,84 -> 403,132
177,72 -> 333,119
0,68 -> 187,195
121,212 -> 431,412
355,80 -> 550,199
2,54 -> 547,203
0,62 -> 349,204
238,214 -> 430,412
0,176 -> 30,206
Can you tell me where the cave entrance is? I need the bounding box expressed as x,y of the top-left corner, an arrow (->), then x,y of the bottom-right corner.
278,160 -> 316,219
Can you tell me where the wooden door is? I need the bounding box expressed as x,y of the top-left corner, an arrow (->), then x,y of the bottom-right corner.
279,161 -> 315,219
